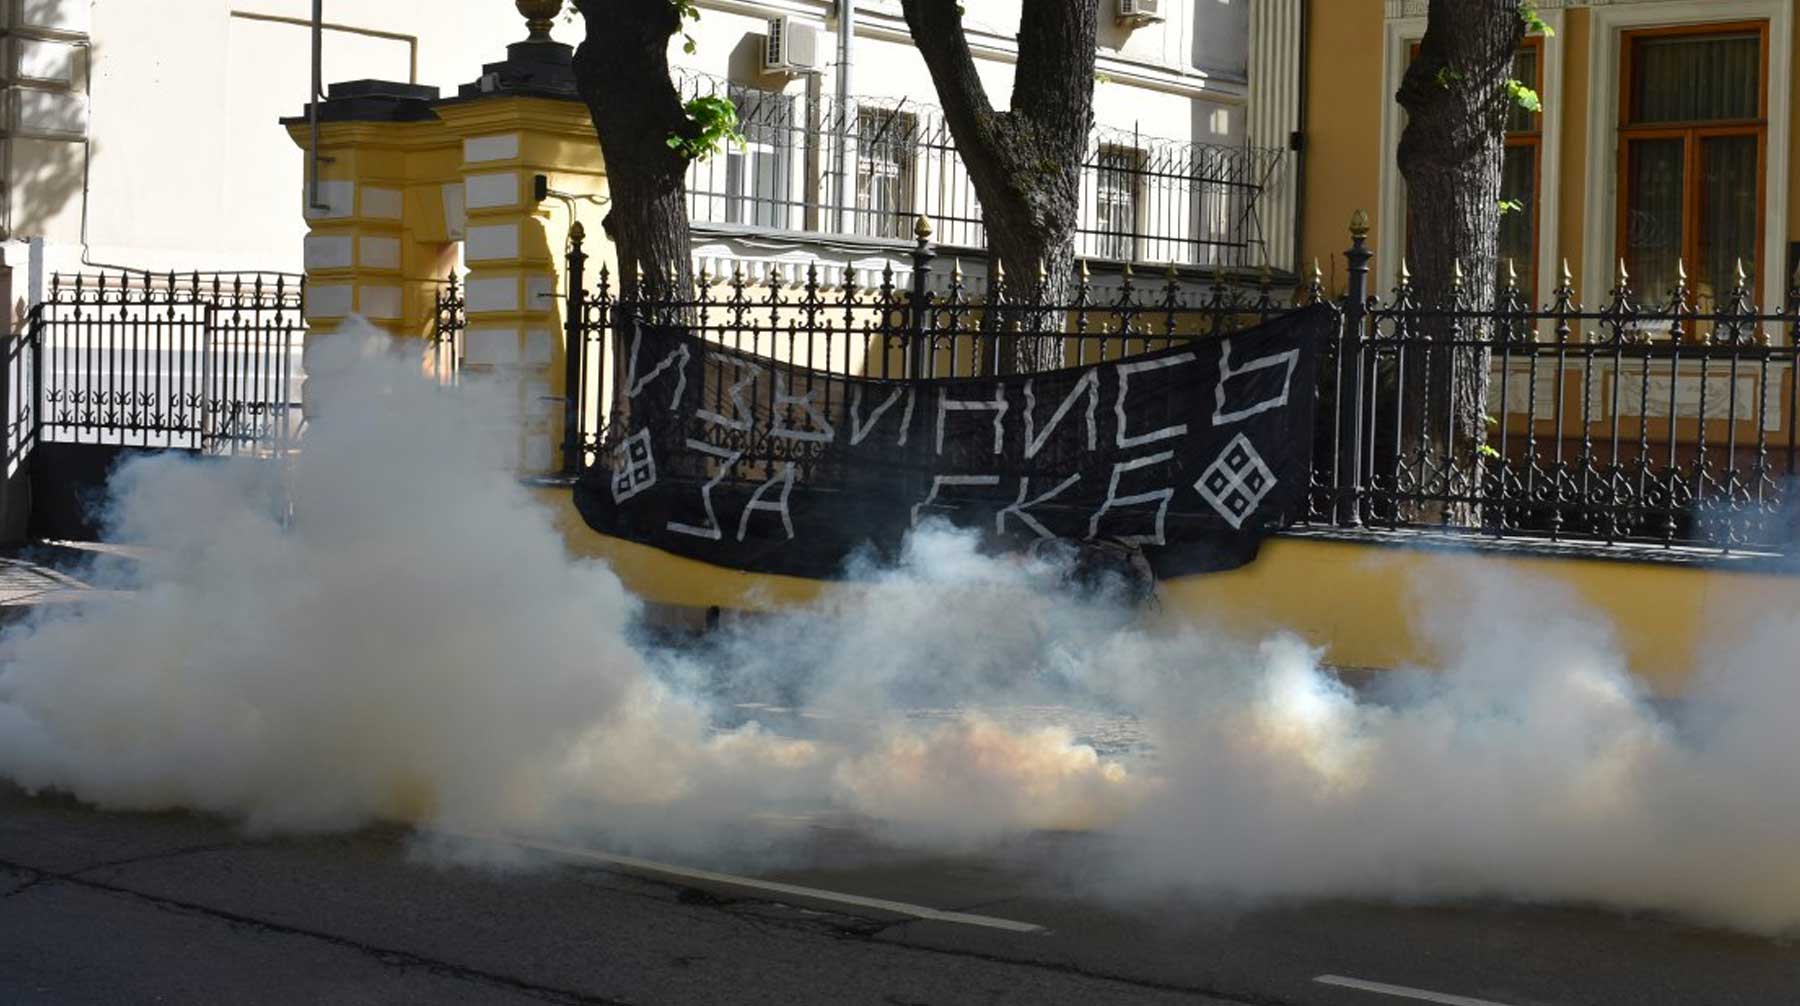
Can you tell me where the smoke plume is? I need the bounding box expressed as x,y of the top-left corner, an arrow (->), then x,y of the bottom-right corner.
1,327 -> 1797,936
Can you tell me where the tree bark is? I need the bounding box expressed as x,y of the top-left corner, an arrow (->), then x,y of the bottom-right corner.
1395,0 -> 1524,523
901,0 -> 1098,373
570,0 -> 697,301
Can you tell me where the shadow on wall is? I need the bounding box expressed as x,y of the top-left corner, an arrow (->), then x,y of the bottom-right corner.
6,0 -> 93,249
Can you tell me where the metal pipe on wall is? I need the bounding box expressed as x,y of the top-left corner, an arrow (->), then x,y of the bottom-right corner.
308,0 -> 324,211
832,0 -> 854,233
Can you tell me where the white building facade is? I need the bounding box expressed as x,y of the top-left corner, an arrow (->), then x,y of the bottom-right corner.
2,0 -> 1304,292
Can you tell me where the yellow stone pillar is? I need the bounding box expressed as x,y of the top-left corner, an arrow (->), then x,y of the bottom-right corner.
285,83 -> 458,343
288,19 -> 608,473
435,96 -> 606,473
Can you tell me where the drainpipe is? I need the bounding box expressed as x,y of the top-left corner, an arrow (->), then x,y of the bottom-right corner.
832,0 -> 854,233
308,0 -> 326,212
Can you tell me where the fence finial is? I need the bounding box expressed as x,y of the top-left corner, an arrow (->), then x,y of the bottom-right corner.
1348,209 -> 1370,238
1451,259 -> 1464,289
913,214 -> 933,242
1616,257 -> 1630,286
1079,258 -> 1091,281
1735,257 -> 1748,287
1560,258 -> 1572,288
1310,258 -> 1323,285
1506,258 -> 1517,288
1398,258 -> 1411,283
1676,258 -> 1687,287
951,257 -> 963,282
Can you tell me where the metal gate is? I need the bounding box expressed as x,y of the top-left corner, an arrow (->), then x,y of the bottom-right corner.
8,272 -> 305,540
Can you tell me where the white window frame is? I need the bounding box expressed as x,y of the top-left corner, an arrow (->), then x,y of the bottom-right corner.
1579,0 -> 1792,311
1376,7 -> 1566,305
724,88 -> 799,231
853,104 -> 918,240
1093,144 -> 1146,262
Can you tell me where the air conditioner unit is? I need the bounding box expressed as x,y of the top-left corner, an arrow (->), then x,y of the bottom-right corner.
762,17 -> 821,75
1117,0 -> 1164,26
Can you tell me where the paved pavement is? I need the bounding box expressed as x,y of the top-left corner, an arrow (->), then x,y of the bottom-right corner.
0,542 -> 141,621
0,544 -> 1796,1004
0,784 -> 1796,1006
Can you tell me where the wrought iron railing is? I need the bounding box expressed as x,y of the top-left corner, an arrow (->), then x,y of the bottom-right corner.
1326,237 -> 1800,553
432,274 -> 465,385
676,70 -> 1289,271
26,271 -> 305,455
560,223 -> 1800,558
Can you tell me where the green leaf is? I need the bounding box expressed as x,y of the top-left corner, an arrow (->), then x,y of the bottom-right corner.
666,94 -> 746,163
1497,198 -> 1525,216
1505,78 -> 1541,113
1519,1 -> 1555,37
1478,444 -> 1502,460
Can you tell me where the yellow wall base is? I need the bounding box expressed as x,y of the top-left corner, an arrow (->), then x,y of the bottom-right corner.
531,487 -> 1797,695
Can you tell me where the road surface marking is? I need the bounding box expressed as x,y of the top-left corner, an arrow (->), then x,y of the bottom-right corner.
1314,974 -> 1521,1006
447,832 -> 1047,934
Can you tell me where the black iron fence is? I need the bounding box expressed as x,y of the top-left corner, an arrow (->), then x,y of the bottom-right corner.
562,222 -> 1800,558
677,70 -> 1288,271
1331,230 -> 1800,553
20,271 -> 305,455
432,274 -> 465,385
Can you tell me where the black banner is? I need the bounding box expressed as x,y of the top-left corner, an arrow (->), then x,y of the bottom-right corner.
575,306 -> 1331,580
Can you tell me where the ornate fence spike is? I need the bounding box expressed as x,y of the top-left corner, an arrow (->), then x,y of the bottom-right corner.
1506,258 -> 1518,289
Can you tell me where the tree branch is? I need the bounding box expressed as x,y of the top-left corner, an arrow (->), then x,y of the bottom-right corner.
899,0 -> 1003,164
1011,0 -> 1098,153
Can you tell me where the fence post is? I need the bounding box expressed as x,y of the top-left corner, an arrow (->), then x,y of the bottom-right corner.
562,222 -> 588,478
908,215 -> 936,379
1337,210 -> 1373,527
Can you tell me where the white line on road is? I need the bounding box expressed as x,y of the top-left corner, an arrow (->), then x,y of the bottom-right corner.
1314,974 -> 1521,1006
445,832 -> 1048,934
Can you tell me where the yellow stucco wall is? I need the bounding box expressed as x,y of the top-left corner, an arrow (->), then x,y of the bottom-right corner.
1300,0 -> 1386,295
1302,2 -> 1795,297
530,486 -> 1798,697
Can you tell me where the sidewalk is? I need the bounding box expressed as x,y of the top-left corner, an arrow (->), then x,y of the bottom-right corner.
0,541 -> 140,623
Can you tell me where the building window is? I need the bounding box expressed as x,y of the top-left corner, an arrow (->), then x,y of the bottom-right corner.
1618,23 -> 1767,308
1500,37 -> 1542,300
855,106 -> 916,239
1094,145 -> 1143,262
725,86 -> 797,231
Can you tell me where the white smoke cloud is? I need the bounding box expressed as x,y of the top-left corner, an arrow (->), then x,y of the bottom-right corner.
1,326 -> 1798,936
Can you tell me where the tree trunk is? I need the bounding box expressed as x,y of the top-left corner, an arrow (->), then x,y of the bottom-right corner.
570,0 -> 697,302
1395,0 -> 1524,524
902,0 -> 1098,373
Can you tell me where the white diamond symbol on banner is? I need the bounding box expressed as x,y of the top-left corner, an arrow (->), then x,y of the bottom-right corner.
611,428 -> 658,503
1195,433 -> 1276,530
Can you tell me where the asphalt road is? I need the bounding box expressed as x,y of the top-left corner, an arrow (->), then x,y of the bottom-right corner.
0,784 -> 1795,1006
